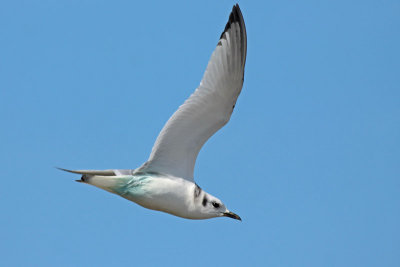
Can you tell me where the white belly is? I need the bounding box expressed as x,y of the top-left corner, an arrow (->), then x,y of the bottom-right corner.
119,175 -> 197,219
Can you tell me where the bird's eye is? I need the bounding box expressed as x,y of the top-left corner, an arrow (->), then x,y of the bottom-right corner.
212,202 -> 220,208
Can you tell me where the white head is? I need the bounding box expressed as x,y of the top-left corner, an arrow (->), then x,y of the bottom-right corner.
193,184 -> 241,220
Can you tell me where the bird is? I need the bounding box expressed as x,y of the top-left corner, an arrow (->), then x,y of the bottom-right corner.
60,4 -> 247,221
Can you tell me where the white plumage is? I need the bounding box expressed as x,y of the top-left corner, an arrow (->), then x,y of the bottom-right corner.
60,4 -> 247,221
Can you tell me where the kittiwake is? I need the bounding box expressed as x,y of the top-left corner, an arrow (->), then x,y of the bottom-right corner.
60,4 -> 247,221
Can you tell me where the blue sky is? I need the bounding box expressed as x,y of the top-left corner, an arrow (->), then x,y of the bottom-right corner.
1,0 -> 399,266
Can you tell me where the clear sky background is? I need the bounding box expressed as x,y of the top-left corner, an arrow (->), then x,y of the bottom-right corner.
1,1 -> 399,266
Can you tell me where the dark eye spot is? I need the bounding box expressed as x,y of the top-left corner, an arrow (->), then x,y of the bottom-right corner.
212,202 -> 220,208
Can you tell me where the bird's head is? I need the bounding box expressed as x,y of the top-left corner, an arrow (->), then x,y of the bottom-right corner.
197,190 -> 241,221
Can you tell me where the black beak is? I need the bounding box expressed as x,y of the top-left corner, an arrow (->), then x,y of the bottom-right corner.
223,211 -> 242,221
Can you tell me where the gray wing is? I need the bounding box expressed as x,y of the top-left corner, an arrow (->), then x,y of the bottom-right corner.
139,5 -> 247,181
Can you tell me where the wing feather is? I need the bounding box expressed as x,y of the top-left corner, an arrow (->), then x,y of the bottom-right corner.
139,5 -> 247,181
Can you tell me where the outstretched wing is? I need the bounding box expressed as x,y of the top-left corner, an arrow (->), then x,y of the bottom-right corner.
139,5 -> 247,181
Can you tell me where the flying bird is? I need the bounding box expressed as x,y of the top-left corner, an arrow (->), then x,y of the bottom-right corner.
60,4 -> 247,220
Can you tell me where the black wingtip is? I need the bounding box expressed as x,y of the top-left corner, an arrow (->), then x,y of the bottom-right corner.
219,4 -> 243,40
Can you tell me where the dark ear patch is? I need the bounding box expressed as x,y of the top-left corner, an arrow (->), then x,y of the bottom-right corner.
202,196 -> 208,207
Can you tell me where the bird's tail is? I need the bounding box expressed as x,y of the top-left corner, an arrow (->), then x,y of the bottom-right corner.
57,167 -> 127,194
57,167 -> 115,179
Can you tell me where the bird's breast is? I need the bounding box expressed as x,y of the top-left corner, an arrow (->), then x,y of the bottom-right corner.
116,175 -> 194,217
